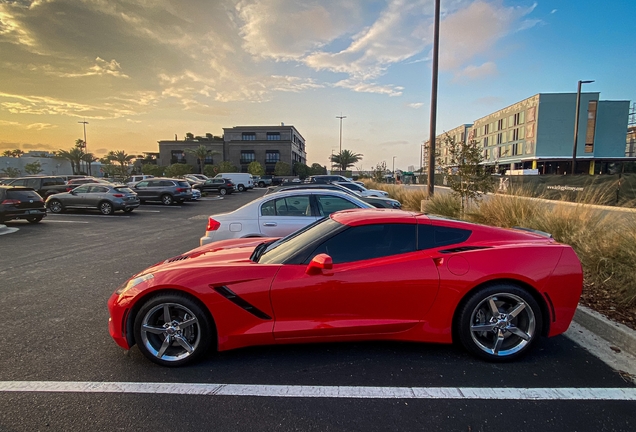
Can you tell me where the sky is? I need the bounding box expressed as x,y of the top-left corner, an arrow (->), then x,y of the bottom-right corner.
0,0 -> 635,171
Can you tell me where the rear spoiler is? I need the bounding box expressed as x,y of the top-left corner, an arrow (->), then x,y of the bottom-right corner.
512,226 -> 553,239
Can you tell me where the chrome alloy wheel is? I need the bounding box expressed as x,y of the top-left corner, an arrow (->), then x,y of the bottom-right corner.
139,303 -> 201,362
469,293 -> 536,357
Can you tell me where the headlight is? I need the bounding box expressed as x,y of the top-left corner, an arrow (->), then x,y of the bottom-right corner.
115,273 -> 154,295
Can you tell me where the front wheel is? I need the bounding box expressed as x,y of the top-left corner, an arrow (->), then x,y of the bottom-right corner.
219,188 -> 227,196
48,200 -> 64,214
161,194 -> 174,205
26,216 -> 43,223
133,293 -> 213,367
258,181 -> 265,188
457,284 -> 542,362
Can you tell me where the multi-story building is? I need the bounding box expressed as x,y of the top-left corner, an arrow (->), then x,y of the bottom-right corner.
157,125 -> 306,174
424,93 -> 630,175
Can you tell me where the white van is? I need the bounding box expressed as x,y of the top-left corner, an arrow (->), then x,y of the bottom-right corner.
214,173 -> 253,192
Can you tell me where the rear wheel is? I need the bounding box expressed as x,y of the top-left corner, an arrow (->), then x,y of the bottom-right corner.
26,216 -> 43,223
48,200 -> 64,214
237,184 -> 245,192
133,293 -> 213,367
99,201 -> 114,215
219,188 -> 227,196
457,284 -> 542,362
258,181 -> 265,188
161,194 -> 174,205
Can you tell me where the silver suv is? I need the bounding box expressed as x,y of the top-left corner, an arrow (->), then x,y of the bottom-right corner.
130,178 -> 192,205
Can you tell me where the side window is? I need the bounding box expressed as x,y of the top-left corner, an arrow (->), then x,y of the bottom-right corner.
275,196 -> 310,216
160,180 -> 174,187
306,224 -> 417,264
260,199 -> 276,216
417,225 -> 472,250
73,186 -> 90,194
136,181 -> 148,188
26,179 -> 40,188
124,178 -> 132,183
88,186 -> 109,193
315,195 -> 359,216
147,180 -> 161,187
11,179 -> 27,186
42,178 -> 54,186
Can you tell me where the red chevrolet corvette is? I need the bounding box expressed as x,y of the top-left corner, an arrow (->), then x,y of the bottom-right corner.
108,209 -> 583,367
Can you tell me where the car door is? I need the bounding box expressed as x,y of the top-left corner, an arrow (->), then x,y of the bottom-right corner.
86,185 -> 109,208
133,180 -> 151,199
270,223 -> 440,339
64,185 -> 90,208
258,194 -> 317,237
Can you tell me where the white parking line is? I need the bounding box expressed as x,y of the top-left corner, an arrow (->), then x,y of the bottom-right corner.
0,382 -> 634,400
44,220 -> 90,224
47,214 -> 130,218
133,210 -> 161,213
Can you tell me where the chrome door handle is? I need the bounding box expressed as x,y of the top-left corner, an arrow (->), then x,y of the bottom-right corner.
263,222 -> 277,226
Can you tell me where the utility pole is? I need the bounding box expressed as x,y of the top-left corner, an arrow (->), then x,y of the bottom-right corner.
427,0 -> 440,196
78,119 -> 89,174
336,114 -> 346,156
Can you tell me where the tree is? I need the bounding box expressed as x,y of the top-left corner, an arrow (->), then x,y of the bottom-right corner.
330,149 -> 363,171
142,164 -> 164,177
56,147 -> 85,174
82,152 -> 98,176
293,162 -> 310,179
309,163 -> 327,175
164,163 -> 193,177
247,161 -> 264,176
439,134 -> 494,213
274,161 -> 291,176
216,161 -> 238,173
0,167 -> 21,177
372,161 -> 387,183
203,164 -> 219,177
24,161 -> 44,175
107,150 -> 135,177
10,149 -> 24,157
185,132 -> 194,140
185,145 -> 219,174
2,150 -> 12,157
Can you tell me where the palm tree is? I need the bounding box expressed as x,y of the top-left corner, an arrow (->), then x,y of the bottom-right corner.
82,152 -> 98,176
330,149 -> 363,171
2,150 -> 12,157
108,150 -> 135,177
186,145 -> 219,174
56,148 -> 84,174
10,149 -> 24,157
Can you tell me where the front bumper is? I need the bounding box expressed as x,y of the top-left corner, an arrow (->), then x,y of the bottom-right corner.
107,292 -> 131,350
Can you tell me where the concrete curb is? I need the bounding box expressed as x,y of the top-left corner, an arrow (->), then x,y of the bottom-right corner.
573,305 -> 636,358
0,224 -> 19,235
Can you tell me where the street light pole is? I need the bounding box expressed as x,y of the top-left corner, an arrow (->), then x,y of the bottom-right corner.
571,80 -> 594,175
427,0 -> 440,196
392,156 -> 396,182
78,119 -> 89,174
336,114 -> 346,156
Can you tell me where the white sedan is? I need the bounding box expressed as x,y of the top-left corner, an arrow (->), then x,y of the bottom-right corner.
334,181 -> 389,198
200,189 -> 373,246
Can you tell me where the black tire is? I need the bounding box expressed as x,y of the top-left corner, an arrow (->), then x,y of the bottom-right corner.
133,293 -> 213,367
456,284 -> 542,362
219,188 -> 227,196
161,194 -> 174,206
258,181 -> 265,188
26,216 -> 43,223
237,184 -> 245,192
48,199 -> 64,214
99,201 -> 114,215
123,208 -> 134,213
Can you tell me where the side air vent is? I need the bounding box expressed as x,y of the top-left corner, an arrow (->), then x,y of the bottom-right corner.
438,246 -> 491,254
214,286 -> 272,320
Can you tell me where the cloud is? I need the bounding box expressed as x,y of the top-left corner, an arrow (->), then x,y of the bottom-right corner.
0,119 -> 56,129
407,102 -> 424,109
454,61 -> 498,81
57,57 -> 130,79
551,9 -> 557,14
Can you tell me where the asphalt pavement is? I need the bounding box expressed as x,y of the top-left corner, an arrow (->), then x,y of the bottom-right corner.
0,189 -> 634,431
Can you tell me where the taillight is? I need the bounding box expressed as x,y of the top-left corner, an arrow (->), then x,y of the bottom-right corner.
176,188 -> 186,192
112,194 -> 124,198
206,217 -> 221,231
66,187 -> 73,191
1,199 -> 20,205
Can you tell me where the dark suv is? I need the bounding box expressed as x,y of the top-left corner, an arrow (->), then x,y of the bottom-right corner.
0,186 -> 47,223
194,178 -> 235,196
130,178 -> 192,205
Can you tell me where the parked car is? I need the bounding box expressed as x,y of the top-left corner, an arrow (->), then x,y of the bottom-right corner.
124,175 -> 155,188
6,176 -> 71,198
0,186 -> 47,223
66,177 -> 112,187
185,174 -> 208,182
46,183 -> 140,215
0,178 -> 14,185
108,209 -> 583,366
306,174 -> 350,184
200,189 -> 373,246
266,183 -> 401,209
194,178 -> 234,196
213,173 -> 253,191
334,181 -> 389,198
130,178 -> 192,205
190,188 -> 201,201
254,175 -> 273,188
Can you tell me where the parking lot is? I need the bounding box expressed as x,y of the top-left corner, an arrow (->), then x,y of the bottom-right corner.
0,189 -> 635,431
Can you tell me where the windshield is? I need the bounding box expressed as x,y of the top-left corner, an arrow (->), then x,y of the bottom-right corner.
257,217 -> 342,264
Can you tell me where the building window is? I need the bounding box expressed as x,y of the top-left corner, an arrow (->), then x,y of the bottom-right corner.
513,113 -> 521,126
242,132 -> 256,141
497,119 -> 504,131
497,133 -> 503,145
483,136 -> 489,147
512,143 -> 522,155
484,124 -> 490,134
512,128 -> 520,141
171,150 -> 186,164
267,132 -> 280,141
265,150 -> 280,163
204,154 -> 214,164
240,150 -> 255,164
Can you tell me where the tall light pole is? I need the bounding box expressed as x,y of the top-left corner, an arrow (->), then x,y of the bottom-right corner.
78,119 -> 89,174
571,80 -> 594,175
336,114 -> 346,156
392,156 -> 396,182
427,0 -> 440,196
